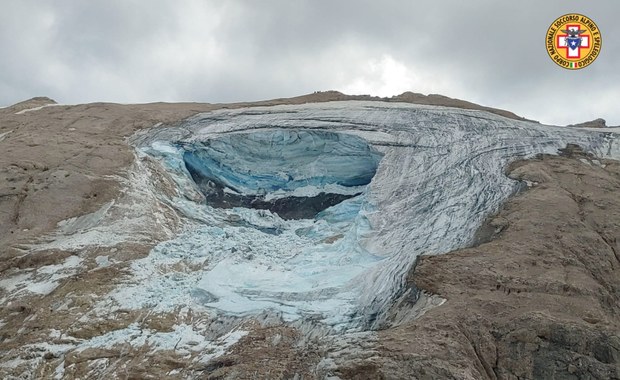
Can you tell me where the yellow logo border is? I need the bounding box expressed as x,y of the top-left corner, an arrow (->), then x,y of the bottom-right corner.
545,13 -> 602,70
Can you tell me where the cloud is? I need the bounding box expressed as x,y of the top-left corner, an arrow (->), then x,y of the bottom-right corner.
338,55 -> 463,98
0,0 -> 618,125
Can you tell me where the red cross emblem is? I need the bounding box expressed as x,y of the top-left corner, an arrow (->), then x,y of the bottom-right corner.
557,24 -> 590,59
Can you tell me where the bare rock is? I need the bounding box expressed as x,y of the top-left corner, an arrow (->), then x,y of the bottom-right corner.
364,152 -> 620,379
567,118 -> 607,128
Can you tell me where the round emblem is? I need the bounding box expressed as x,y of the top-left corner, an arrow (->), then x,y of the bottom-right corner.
546,13 -> 602,70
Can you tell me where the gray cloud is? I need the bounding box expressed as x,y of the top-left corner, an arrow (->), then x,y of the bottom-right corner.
1,0 -> 618,125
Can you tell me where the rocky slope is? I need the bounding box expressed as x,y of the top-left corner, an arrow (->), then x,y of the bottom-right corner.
374,147 -> 620,379
0,94 -> 618,379
568,118 -> 609,129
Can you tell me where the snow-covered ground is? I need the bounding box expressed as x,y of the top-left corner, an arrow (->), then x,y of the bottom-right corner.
0,255 -> 83,302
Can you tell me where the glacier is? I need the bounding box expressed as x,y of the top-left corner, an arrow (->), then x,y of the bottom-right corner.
117,101 -> 620,330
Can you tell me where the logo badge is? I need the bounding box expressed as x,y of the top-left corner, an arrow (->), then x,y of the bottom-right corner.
546,13 -> 602,70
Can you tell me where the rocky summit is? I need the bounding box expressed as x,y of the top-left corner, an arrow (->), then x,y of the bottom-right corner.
0,93 -> 619,379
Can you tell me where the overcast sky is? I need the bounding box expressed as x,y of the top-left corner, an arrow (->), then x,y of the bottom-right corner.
1,1 -> 618,125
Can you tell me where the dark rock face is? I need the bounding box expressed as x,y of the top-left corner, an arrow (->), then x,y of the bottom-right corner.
526,323 -> 620,380
568,118 -> 607,128
185,166 -> 360,219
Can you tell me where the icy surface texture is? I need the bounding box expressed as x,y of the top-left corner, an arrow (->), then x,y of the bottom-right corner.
128,101 -> 620,330
182,130 -> 382,195
181,130 -> 382,219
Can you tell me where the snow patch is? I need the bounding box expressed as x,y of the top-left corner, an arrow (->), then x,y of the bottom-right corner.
74,322 -> 247,362
0,256 -> 83,298
15,103 -> 62,115
32,157 -> 178,252
0,272 -> 33,293
57,201 -> 115,234
0,130 -> 13,142
95,256 -> 111,268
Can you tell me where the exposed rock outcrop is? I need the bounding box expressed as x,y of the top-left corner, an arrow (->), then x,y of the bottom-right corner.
365,151 -> 620,379
391,91 -> 531,122
5,96 -> 57,113
568,118 -> 608,128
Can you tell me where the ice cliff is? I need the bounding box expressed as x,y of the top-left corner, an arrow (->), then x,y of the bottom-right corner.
119,101 -> 619,330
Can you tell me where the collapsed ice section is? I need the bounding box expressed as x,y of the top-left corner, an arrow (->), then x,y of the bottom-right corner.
181,130 -> 382,219
124,128 -> 385,327
125,101 -> 620,330
183,130 -> 381,195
